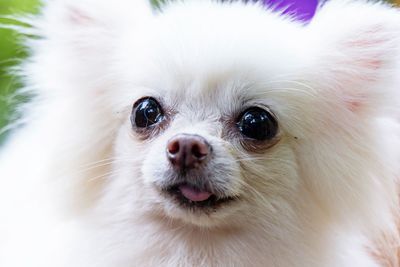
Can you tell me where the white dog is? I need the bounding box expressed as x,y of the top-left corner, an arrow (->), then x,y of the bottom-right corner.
0,0 -> 399,266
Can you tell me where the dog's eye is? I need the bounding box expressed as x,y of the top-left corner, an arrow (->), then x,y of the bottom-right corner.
132,97 -> 164,128
237,107 -> 278,141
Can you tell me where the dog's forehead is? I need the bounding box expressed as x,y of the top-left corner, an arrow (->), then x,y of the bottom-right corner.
115,2 -> 312,113
151,5 -> 308,76
167,75 -> 249,116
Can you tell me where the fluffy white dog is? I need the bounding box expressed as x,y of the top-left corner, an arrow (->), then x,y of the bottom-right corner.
0,0 -> 400,266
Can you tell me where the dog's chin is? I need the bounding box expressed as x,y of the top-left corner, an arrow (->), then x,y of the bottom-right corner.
157,182 -> 240,227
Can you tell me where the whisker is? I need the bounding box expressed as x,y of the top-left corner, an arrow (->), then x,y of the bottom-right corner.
87,169 -> 125,182
232,157 -> 294,165
56,156 -> 137,178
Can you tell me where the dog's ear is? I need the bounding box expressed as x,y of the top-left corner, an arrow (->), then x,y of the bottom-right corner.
28,0 -> 155,96
296,1 -> 400,227
43,0 -> 154,27
309,0 -> 400,115
39,0 -> 154,48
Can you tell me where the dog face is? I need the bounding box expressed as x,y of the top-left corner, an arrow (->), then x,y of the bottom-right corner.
29,0 -> 400,229
105,4 -> 311,226
113,68 -> 298,226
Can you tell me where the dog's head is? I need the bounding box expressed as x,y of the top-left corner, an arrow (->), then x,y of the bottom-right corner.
29,0 -> 400,229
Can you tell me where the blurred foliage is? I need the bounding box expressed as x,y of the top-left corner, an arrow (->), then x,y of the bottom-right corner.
0,0 -> 398,144
0,0 -> 40,144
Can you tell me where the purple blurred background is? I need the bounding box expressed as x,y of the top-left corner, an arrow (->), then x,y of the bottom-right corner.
263,0 -> 319,22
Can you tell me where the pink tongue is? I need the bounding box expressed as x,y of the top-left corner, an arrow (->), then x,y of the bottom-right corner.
179,184 -> 212,202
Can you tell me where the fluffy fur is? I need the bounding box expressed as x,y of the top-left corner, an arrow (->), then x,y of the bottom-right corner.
0,0 -> 400,266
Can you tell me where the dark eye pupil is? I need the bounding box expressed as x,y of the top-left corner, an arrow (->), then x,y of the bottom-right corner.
132,98 -> 164,128
237,107 -> 278,141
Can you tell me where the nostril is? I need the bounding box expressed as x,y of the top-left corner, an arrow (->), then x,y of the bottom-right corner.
168,140 -> 180,155
191,143 -> 208,159
167,134 -> 211,170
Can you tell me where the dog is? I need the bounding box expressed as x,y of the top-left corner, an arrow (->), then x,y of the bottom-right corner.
0,0 -> 399,266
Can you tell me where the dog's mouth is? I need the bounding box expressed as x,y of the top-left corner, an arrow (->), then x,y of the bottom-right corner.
163,183 -> 236,209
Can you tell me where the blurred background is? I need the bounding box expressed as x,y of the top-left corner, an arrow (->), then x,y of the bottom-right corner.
0,0 -> 399,144
0,0 -> 40,144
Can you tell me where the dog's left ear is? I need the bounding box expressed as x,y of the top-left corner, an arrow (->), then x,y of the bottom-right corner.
309,1 -> 400,114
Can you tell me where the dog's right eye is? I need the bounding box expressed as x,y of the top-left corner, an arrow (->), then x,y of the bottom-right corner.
131,97 -> 164,128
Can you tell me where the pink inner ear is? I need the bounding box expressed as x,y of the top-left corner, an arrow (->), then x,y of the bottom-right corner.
335,25 -> 390,112
67,6 -> 94,25
345,26 -> 386,70
360,59 -> 383,70
338,73 -> 373,112
345,95 -> 367,113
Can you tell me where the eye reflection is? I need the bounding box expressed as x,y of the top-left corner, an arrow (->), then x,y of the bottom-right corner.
131,97 -> 164,128
237,107 -> 278,141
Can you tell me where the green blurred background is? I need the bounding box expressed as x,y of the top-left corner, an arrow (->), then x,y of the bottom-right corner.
0,0 -> 399,144
0,0 -> 40,144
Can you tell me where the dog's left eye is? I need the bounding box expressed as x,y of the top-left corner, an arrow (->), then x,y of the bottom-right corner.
131,97 -> 164,128
237,107 -> 278,141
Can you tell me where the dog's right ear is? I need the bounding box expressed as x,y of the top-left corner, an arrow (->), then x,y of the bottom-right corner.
37,0 -> 154,52
27,0 -> 155,96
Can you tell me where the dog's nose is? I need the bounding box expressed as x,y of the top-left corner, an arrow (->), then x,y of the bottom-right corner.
167,134 -> 210,171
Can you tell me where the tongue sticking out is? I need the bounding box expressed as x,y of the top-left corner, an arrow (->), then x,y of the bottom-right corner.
179,184 -> 212,202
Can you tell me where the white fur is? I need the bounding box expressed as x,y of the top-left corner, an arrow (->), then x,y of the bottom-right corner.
1,0 -> 400,266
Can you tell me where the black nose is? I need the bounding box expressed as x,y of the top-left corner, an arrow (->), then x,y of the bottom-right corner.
167,134 -> 211,171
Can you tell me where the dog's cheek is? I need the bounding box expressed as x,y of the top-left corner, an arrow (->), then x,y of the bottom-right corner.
140,137 -> 171,187
96,126 -> 161,218
239,143 -> 300,208
292,114 -> 399,232
112,124 -> 153,185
